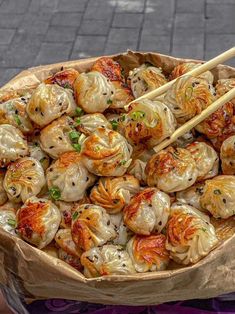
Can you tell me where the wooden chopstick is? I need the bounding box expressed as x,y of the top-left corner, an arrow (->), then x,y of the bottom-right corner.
153,87 -> 235,153
129,47 -> 235,104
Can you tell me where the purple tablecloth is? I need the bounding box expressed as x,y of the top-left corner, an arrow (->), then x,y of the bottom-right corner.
8,294 -> 235,314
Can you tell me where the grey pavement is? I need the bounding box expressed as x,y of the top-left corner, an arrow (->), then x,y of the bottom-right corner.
0,0 -> 234,87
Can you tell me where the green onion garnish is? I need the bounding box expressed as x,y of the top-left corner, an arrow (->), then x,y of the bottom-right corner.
49,187 -> 61,200
76,118 -> 81,125
14,114 -> 22,125
110,120 -> 118,130
7,218 -> 16,227
131,111 -> 145,120
75,107 -> 84,116
119,160 -> 127,166
214,189 -> 221,195
72,211 -> 79,220
107,99 -> 113,105
69,131 -> 80,141
72,143 -> 81,152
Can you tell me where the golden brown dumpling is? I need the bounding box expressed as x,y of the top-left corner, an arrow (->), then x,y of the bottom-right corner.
28,140 -> 50,171
186,142 -> 219,181
164,75 -> 215,124
81,127 -> 132,176
16,196 -> 61,249
0,97 -> 34,134
121,99 -> 176,148
128,64 -> 167,98
110,81 -> 134,109
71,204 -> 117,251
195,102 -> 235,149
4,157 -> 46,203
91,57 -> 123,81
40,116 -> 78,159
81,245 -> 135,278
146,146 -> 198,192
0,170 -> 7,205
44,68 -> 79,89
123,188 -> 170,235
55,228 -> 82,258
216,78 -> 235,105
27,83 -> 77,127
90,175 -> 140,214
166,203 -> 218,265
200,175 -> 235,218
0,124 -> 28,167
176,183 -> 205,212
127,234 -> 169,272
221,135 -> 235,175
170,62 -> 214,84
77,113 -> 111,136
46,152 -> 96,202
74,71 -> 115,113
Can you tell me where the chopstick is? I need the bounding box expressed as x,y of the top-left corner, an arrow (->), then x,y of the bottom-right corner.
153,87 -> 235,153
129,47 -> 235,104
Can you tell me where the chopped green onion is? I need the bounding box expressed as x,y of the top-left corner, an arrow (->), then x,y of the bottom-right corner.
214,189 -> 221,195
72,211 -> 79,220
201,228 -> 207,232
14,114 -> 22,125
131,111 -> 145,120
94,146 -> 100,152
119,160 -> 127,166
7,218 -> 16,227
107,99 -> 113,105
110,119 -> 118,130
49,187 -> 61,200
75,107 -> 84,116
76,118 -> 81,125
72,143 -> 81,152
63,83 -> 71,89
69,131 -> 80,141
120,114 -> 126,122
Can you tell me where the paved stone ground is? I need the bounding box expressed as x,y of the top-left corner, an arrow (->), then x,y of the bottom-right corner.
0,0 -> 234,87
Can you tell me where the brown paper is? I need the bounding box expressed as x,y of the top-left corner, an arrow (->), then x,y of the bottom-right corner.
1,51 -> 235,305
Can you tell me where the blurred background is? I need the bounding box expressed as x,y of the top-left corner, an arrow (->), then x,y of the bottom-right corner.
0,0 -> 234,87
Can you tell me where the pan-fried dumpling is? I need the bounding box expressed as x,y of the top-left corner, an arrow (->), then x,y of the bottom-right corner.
164,75 -> 215,124
200,175 -> 235,218
81,244 -> 135,277
110,213 -> 133,246
110,81 -> 134,109
0,207 -> 17,235
55,194 -> 91,229
90,175 -> 140,214
44,68 -> 79,89
186,142 -> 219,181
221,135 -> 235,175
74,71 -> 115,113
121,99 -> 176,148
16,196 -> 61,249
216,78 -> 235,105
176,183 -> 205,212
46,152 -> 96,202
195,102 -> 235,149
81,127 -> 132,176
91,57 -> 123,81
127,234 -> 169,272
146,147 -> 198,192
0,97 -> 34,134
26,83 -> 77,127
55,228 -> 82,258
166,203 -> 218,265
128,64 -> 167,98
77,113 -> 111,136
0,124 -> 28,167
170,62 -> 214,84
0,171 -> 7,205
40,116 -> 79,159
28,140 -> 50,171
4,157 -> 46,203
123,188 -> 170,235
71,204 -> 117,251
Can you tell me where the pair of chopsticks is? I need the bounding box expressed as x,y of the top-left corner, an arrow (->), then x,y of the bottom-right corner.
129,47 -> 235,153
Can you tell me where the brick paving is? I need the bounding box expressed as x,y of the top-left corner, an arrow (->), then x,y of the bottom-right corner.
0,0 -> 234,86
